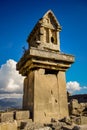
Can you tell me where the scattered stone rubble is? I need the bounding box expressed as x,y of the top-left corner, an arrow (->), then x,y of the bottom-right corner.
21,117 -> 87,130
68,99 -> 87,125
0,110 -> 32,130
69,99 -> 87,116
0,109 -> 87,130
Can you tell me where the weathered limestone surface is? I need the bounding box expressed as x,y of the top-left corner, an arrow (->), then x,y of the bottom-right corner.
15,110 -> 30,120
27,10 -> 61,52
0,121 -> 17,130
68,99 -> 87,125
0,112 -> 14,122
69,99 -> 87,116
23,71 -> 34,115
69,99 -> 82,116
34,69 -> 60,122
17,48 -> 74,76
17,119 -> 32,128
0,111 -> 87,130
57,71 -> 69,118
22,69 -> 69,122
80,116 -> 87,125
0,110 -> 32,130
16,10 -> 75,123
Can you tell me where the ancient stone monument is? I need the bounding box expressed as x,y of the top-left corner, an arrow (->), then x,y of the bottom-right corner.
16,10 -> 75,123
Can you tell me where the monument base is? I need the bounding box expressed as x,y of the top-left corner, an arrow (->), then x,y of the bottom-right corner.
23,69 -> 69,123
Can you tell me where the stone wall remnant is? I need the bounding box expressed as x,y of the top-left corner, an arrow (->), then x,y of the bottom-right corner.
0,112 -> 14,122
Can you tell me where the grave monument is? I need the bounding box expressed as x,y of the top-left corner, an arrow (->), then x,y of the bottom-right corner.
16,10 -> 75,123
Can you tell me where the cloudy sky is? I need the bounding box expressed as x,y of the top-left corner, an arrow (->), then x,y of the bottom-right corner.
0,0 -> 87,98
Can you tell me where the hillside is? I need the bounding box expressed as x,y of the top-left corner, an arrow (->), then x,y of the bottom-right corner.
0,98 -> 22,111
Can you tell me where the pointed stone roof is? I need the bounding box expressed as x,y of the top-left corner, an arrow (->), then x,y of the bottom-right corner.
43,10 -> 61,27
27,10 -> 61,43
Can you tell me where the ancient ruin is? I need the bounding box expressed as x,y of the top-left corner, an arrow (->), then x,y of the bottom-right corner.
16,10 -> 74,123
0,10 -> 87,130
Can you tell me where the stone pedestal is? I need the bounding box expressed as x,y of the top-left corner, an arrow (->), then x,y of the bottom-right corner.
22,69 -> 69,122
17,47 -> 74,123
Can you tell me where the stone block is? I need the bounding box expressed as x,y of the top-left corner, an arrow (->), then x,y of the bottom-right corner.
15,110 -> 30,120
0,112 -> 14,122
81,116 -> 87,125
17,119 -> 32,128
0,121 -> 17,130
71,99 -> 79,109
7,121 -> 17,130
69,99 -> 83,116
0,123 -> 7,130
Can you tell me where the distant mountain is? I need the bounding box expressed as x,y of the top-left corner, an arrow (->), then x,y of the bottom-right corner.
0,98 -> 22,111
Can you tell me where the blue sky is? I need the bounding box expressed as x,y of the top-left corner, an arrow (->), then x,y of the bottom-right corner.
0,0 -> 87,97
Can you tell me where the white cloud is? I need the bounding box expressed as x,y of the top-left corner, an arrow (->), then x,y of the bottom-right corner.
0,59 -> 87,98
66,81 -> 81,94
0,59 -> 24,98
66,81 -> 87,94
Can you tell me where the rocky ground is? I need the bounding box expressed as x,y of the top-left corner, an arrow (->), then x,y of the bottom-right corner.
20,122 -> 87,130
20,117 -> 87,130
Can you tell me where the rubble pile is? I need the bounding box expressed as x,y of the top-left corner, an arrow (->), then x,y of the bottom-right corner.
68,99 -> 87,125
21,117 -> 87,130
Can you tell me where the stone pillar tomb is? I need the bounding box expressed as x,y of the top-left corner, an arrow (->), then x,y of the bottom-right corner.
16,10 -> 75,123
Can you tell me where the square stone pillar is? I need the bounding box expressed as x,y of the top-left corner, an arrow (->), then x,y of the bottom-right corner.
57,71 -> 69,119
23,69 -> 69,123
